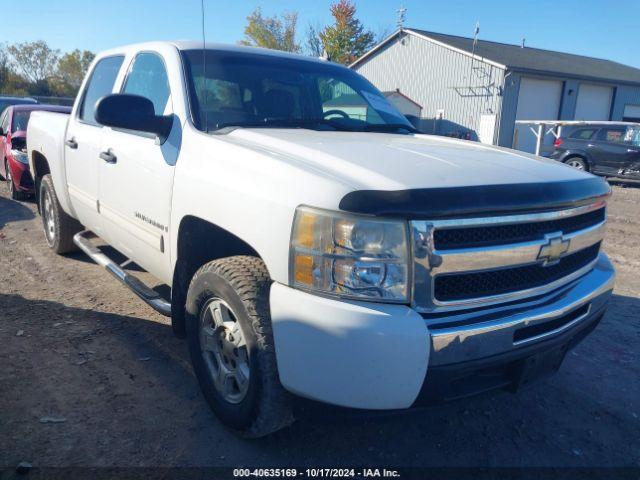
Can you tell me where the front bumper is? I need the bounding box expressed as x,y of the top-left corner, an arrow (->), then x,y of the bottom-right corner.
270,253 -> 614,410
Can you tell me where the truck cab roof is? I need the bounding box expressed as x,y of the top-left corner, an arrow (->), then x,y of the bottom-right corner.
97,40 -> 334,66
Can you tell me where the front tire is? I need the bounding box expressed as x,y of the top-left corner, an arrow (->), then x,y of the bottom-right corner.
39,174 -> 82,254
186,256 -> 293,437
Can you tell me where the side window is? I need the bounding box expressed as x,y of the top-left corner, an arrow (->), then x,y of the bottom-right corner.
123,53 -> 171,115
79,56 -> 125,125
569,128 -> 596,140
597,128 -> 626,144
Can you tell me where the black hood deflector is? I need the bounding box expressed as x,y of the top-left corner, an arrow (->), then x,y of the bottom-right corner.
339,177 -> 611,219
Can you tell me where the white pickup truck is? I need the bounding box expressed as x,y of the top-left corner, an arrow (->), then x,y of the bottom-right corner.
27,41 -> 615,437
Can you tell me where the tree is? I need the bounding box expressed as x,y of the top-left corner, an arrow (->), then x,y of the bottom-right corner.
240,8 -> 301,53
57,49 -> 95,89
0,45 -> 11,90
7,40 -> 60,84
306,23 -> 324,57
314,0 -> 376,65
0,44 -> 29,96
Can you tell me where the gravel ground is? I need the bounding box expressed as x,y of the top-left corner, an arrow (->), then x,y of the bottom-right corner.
0,181 -> 639,468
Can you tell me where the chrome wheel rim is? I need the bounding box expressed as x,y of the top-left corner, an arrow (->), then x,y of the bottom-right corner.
42,189 -> 56,245
567,159 -> 585,170
199,297 -> 250,404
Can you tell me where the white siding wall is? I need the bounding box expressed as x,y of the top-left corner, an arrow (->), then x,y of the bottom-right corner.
354,32 -> 505,139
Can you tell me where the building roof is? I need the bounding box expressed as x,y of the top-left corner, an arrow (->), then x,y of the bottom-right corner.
352,29 -> 640,86
382,90 -> 422,109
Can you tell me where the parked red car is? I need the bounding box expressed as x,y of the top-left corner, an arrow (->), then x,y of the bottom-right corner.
0,104 -> 71,199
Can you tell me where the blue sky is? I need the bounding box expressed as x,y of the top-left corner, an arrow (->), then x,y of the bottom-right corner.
4,0 -> 639,68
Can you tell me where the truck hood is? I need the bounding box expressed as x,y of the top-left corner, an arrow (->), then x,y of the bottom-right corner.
226,129 -> 591,191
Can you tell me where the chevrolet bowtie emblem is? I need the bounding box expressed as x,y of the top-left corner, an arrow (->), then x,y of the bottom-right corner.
538,232 -> 570,266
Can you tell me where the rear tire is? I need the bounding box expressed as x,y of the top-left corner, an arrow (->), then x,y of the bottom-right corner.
5,161 -> 27,201
39,174 -> 82,254
185,256 -> 293,437
563,156 -> 588,171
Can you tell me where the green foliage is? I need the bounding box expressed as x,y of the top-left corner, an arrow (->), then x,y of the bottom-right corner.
0,41 -> 94,99
316,0 -> 376,65
7,40 -> 59,84
240,8 -> 301,53
57,50 -> 95,89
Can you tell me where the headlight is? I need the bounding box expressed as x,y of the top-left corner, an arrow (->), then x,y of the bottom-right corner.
289,206 -> 410,302
11,150 -> 29,165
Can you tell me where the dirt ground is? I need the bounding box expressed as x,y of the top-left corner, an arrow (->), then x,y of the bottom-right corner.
0,180 -> 639,469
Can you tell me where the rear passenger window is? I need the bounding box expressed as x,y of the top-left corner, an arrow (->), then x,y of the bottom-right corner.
569,129 -> 596,140
123,53 -> 171,115
597,128 -> 626,143
79,56 -> 125,125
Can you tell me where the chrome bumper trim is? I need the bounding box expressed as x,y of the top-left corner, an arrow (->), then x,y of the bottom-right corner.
427,253 -> 615,366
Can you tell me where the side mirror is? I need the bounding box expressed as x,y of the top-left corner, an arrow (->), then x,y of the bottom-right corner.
95,94 -> 172,141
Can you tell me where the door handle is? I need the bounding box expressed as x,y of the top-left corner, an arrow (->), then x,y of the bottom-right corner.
627,149 -> 639,153
99,150 -> 117,164
65,138 -> 78,149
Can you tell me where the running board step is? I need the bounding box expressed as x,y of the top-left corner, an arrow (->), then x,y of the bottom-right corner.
73,231 -> 172,317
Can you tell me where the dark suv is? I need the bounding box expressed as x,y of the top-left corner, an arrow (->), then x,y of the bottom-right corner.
549,123 -> 640,179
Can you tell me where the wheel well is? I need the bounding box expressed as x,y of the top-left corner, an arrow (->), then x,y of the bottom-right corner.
171,216 -> 262,337
31,151 -> 51,206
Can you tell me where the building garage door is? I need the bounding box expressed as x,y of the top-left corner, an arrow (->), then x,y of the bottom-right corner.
623,105 -> 640,122
514,77 -> 563,153
574,84 -> 613,120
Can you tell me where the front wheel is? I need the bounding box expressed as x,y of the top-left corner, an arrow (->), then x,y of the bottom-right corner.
39,174 -> 82,254
185,256 -> 293,437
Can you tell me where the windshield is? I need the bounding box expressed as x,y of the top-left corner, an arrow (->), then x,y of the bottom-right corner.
181,49 -> 415,134
11,111 -> 32,133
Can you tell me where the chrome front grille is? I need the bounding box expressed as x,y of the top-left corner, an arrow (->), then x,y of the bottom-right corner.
433,207 -> 606,250
433,243 -> 601,301
411,201 -> 607,313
